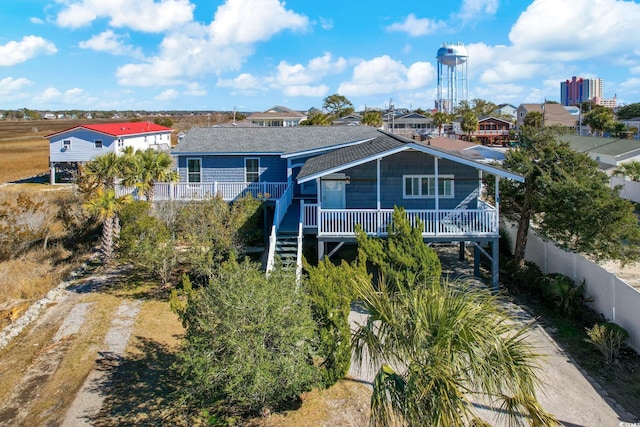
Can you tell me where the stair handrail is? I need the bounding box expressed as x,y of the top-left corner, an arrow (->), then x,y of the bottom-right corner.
295,206 -> 304,286
266,224 -> 277,273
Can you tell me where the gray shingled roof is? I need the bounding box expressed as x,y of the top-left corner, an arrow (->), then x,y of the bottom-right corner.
297,131 -> 524,183
172,126 -> 380,155
298,132 -> 406,179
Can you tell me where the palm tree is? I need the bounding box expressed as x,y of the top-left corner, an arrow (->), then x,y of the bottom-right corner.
117,146 -> 139,189
79,152 -> 122,193
613,161 -> 640,182
84,188 -> 131,263
431,112 -> 450,136
352,277 -> 557,426
134,149 -> 179,202
460,111 -> 479,142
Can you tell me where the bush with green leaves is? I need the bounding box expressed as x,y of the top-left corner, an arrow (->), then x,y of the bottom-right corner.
541,274 -> 591,318
175,260 -> 319,419
304,257 -> 369,387
585,322 -> 629,365
174,195 -> 264,282
118,201 -> 176,284
510,260 -> 544,292
355,206 -> 441,288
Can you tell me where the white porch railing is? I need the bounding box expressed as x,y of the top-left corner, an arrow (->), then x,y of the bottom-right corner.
302,205 -> 498,237
116,182 -> 288,201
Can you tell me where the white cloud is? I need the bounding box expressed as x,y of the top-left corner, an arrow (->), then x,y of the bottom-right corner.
275,52 -> 346,87
0,77 -> 33,96
116,0 -> 309,87
184,82 -> 206,96
55,0 -> 194,32
283,85 -> 329,97
453,0 -> 499,25
155,89 -> 179,101
319,17 -> 333,30
208,0 -> 309,45
31,86 -> 99,108
79,30 -> 144,59
338,55 -> 436,96
30,17 -> 45,24
509,0 -> 640,61
217,73 -> 264,91
386,13 -> 445,37
0,36 -> 57,66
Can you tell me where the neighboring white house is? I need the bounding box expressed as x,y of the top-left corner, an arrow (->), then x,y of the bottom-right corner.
47,122 -> 173,184
559,134 -> 640,171
246,106 -> 307,127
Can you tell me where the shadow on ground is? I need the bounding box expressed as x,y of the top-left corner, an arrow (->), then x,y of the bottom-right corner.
87,337 -> 185,426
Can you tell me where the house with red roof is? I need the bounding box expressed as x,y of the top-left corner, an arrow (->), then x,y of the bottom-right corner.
47,122 -> 173,184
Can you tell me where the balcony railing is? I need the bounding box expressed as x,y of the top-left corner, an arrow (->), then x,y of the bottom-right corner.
302,205 -> 498,237
116,182 -> 288,201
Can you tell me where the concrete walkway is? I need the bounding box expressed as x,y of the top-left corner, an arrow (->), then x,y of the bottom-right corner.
346,246 -> 638,426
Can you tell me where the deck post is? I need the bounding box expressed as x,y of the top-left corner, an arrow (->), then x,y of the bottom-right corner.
317,240 -> 325,260
459,241 -> 465,261
491,237 -> 499,293
213,181 -> 218,198
434,157 -> 439,236
474,242 -> 481,278
50,164 -> 56,185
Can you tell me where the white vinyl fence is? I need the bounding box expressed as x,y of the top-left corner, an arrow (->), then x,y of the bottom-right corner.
503,222 -> 640,352
611,176 -> 640,203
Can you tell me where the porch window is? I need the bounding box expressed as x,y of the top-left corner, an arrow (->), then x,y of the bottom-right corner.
187,158 -> 201,183
245,158 -> 259,182
94,140 -> 103,149
403,175 -> 454,198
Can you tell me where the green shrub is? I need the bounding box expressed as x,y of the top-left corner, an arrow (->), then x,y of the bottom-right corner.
356,206 -> 441,289
175,260 -> 319,418
510,260 -> 544,292
541,274 -> 591,318
585,322 -> 629,365
304,257 -> 368,387
119,201 -> 176,284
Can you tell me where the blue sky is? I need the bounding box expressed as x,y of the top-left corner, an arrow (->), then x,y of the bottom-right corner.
2,0 -> 640,112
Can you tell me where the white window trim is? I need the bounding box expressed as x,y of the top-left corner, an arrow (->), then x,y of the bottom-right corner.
402,174 -> 454,199
94,139 -> 103,150
245,157 -> 260,182
62,140 -> 71,150
187,157 -> 202,183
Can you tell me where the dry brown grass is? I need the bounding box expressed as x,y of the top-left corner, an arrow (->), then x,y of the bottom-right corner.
0,187 -> 89,329
0,120 -> 90,183
0,116 -> 218,184
248,379 -> 372,427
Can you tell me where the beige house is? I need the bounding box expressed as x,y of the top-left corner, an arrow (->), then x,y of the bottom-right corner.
516,103 -> 578,129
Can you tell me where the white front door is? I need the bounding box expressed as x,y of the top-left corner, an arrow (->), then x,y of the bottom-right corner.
321,177 -> 346,209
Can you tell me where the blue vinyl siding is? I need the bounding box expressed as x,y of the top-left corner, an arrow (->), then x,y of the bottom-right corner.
49,129 -> 116,163
340,151 -> 479,209
177,155 -> 287,182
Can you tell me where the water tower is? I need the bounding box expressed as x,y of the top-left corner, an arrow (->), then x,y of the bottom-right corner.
436,42 -> 468,114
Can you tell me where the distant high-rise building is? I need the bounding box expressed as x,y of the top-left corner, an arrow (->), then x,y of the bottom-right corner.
560,76 -> 602,106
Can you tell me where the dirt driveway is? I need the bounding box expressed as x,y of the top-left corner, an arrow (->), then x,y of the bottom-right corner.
0,249 -> 638,426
